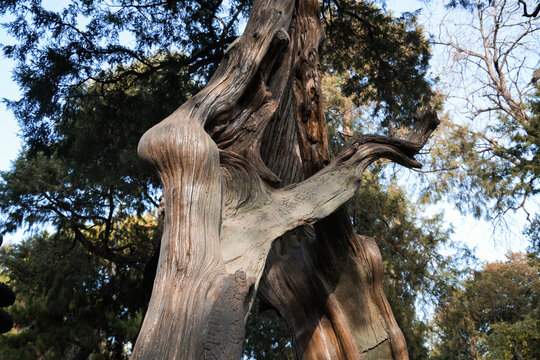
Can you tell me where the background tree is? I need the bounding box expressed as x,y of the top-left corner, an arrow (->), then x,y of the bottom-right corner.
419,4 -> 539,355
320,0 -> 434,129
431,252 -> 540,359
0,236 -> 15,334
424,0 -> 539,224
0,224 -> 155,360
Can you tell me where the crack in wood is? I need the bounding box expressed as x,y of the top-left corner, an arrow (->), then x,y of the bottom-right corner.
361,338 -> 390,354
204,271 -> 253,360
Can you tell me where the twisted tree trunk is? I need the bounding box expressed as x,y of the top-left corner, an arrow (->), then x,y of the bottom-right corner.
132,0 -> 439,358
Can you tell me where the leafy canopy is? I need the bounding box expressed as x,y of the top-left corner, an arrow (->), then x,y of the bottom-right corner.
432,252 -> 540,360
0,219 -> 157,359
1,0 -> 251,153
321,0 -> 434,130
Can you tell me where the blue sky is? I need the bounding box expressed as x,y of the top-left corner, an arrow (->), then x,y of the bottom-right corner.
0,22 -> 23,245
0,38 -> 20,172
0,0 -> 532,260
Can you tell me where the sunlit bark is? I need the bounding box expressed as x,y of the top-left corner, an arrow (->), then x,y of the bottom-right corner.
133,0 -> 438,358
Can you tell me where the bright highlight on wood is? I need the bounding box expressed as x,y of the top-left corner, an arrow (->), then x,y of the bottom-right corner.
133,0 -> 439,358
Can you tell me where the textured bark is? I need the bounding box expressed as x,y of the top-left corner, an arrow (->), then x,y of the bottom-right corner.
133,0 -> 439,358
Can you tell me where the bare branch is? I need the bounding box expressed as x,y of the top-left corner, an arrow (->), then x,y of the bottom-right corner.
412,166 -> 458,174
433,40 -> 487,61
518,0 -> 540,17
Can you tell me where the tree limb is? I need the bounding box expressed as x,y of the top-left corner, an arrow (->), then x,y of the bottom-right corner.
518,0 -> 540,17
221,110 -> 439,277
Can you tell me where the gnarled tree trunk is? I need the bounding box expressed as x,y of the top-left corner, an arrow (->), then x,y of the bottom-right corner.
132,0 -> 439,358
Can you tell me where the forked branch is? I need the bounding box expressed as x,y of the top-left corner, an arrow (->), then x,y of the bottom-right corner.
221,110 -> 439,277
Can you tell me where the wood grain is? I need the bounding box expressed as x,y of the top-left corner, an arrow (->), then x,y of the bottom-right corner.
133,0 -> 438,358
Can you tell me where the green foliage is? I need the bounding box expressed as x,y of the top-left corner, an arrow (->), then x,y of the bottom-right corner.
0,226 -> 156,359
0,52 -> 197,262
243,299 -> 294,360
432,253 -> 540,360
1,0 -> 250,153
525,215 -> 540,260
321,0 -> 434,130
423,80 -> 540,220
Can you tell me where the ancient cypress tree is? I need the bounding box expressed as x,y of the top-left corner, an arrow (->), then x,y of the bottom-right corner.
133,0 -> 438,358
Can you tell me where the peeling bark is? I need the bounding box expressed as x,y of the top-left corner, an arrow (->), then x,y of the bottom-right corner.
133,0 -> 439,358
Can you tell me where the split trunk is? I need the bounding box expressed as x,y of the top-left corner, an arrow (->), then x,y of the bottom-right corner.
132,0 -> 439,358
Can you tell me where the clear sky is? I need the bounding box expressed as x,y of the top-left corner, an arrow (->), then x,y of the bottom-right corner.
387,0 -> 533,262
0,0 -> 532,260
0,33 -> 20,172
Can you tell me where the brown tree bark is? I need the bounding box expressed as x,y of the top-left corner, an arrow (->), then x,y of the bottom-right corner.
133,0 -> 439,358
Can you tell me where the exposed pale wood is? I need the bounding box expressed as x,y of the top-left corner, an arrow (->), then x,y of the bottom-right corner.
221,111 -> 438,279
133,0 -> 439,358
